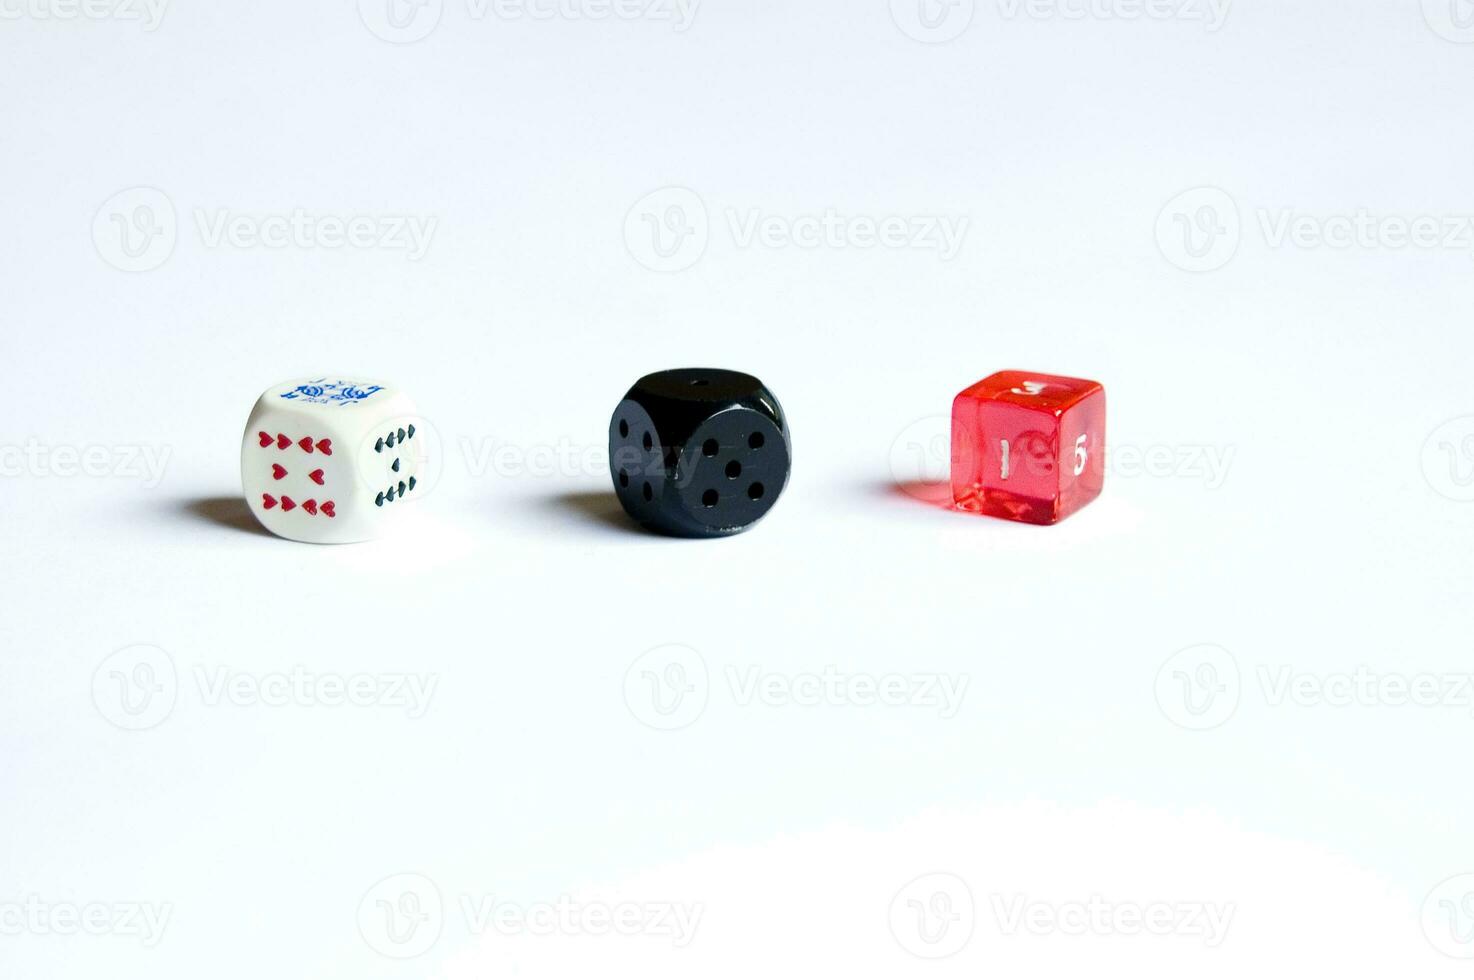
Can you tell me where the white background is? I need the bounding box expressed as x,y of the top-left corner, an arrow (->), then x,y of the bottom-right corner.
3,0 -> 1474,975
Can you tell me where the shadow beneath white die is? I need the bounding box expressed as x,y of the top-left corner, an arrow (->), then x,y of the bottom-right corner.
179,495 -> 274,538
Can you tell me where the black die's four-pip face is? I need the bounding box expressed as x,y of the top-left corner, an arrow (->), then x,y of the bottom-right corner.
609,369 -> 791,538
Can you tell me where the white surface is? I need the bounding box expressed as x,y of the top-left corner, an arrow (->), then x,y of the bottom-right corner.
3,1 -> 1473,976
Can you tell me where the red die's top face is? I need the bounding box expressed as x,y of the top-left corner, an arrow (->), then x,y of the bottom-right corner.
951,370 -> 1106,525
954,371 -> 1103,414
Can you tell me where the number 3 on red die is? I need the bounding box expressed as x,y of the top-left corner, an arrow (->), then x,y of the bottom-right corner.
950,371 -> 1106,525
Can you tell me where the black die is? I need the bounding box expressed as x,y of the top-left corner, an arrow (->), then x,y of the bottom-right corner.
609,369 -> 791,538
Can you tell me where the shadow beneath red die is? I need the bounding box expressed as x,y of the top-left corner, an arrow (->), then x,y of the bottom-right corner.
881,480 -> 957,511
179,495 -> 275,538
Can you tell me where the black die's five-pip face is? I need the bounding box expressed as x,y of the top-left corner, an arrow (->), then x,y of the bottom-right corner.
609,369 -> 791,538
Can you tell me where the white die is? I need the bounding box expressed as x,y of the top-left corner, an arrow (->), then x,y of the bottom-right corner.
240,377 -> 426,544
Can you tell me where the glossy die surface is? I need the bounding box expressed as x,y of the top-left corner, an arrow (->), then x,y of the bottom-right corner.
951,370 -> 1105,525
241,377 -> 426,544
609,369 -> 791,538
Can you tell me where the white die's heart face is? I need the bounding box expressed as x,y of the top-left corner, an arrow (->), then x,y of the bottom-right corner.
241,378 -> 425,544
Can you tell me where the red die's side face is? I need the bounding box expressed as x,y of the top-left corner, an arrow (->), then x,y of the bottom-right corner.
950,370 -> 1106,525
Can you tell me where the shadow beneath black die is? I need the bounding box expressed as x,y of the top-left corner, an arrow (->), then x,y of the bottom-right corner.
179,495 -> 274,538
548,490 -> 645,535
548,486 -> 683,536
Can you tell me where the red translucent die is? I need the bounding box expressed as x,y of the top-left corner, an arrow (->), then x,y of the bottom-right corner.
951,370 -> 1106,525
